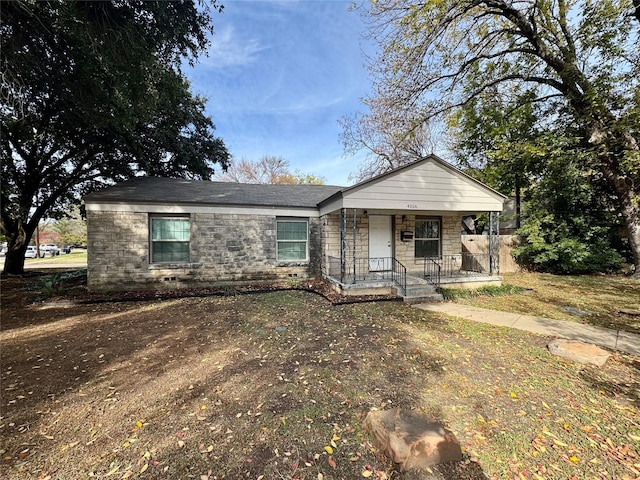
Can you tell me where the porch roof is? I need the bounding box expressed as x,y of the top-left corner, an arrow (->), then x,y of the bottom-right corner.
318,155 -> 506,215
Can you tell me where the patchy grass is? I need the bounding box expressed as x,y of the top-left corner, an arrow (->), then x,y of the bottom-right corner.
451,273 -> 640,335
1,277 -> 639,480
439,284 -> 526,301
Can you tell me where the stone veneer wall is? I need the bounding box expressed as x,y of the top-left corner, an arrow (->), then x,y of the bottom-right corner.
395,215 -> 461,271
87,210 -> 322,291
320,212 -> 462,276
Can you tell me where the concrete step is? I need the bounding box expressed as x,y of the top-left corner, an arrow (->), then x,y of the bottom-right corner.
402,292 -> 444,304
394,283 -> 443,303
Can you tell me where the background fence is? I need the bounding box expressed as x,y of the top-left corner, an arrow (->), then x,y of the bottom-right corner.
461,235 -> 523,273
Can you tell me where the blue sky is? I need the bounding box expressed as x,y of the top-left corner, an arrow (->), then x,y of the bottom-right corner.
185,0 -> 374,186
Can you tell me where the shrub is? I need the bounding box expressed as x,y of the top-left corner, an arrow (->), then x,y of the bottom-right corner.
513,219 -> 623,274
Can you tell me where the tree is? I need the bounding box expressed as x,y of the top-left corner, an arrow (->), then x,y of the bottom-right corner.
452,87 -> 628,272
450,87 -> 550,229
1,1 -> 230,275
357,0 -> 640,276
215,156 -> 326,184
340,96 -> 436,183
512,143 -> 626,274
53,206 -> 87,247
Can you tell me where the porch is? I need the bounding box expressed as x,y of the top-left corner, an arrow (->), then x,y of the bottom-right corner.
316,156 -> 507,300
323,252 -> 502,301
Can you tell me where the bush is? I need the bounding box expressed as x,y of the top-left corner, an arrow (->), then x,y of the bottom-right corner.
513,218 -> 623,274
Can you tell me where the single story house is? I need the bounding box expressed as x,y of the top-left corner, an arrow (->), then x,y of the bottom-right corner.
84,156 -> 506,298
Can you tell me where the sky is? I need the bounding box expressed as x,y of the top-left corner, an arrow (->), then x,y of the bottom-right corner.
185,0 -> 375,186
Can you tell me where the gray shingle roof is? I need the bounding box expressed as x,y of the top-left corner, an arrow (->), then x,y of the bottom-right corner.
84,177 -> 345,208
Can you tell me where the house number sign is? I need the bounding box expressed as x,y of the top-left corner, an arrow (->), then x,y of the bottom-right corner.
406,204 -> 418,209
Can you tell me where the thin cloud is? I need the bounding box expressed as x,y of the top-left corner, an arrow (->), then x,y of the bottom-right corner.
201,26 -> 269,68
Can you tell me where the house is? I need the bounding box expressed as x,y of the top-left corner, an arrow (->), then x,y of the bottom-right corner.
84,156 -> 506,298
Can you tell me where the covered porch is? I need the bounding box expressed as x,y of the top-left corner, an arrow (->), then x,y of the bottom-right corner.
320,209 -> 502,298
316,157 -> 506,299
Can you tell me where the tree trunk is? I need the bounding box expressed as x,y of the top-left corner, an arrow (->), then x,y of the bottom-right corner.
618,184 -> 640,278
3,241 -> 28,275
1,221 -> 34,275
597,133 -> 640,278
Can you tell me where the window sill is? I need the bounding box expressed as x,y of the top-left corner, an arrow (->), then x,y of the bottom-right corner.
276,260 -> 309,267
149,263 -> 201,270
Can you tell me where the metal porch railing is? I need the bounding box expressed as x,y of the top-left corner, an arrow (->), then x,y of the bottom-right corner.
325,256 -> 407,293
423,253 -> 494,287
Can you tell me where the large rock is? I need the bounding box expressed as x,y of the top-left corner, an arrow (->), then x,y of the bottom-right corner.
363,408 -> 462,471
547,339 -> 611,367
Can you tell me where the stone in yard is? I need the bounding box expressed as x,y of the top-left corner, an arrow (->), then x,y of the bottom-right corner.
363,408 -> 462,471
547,339 -> 611,367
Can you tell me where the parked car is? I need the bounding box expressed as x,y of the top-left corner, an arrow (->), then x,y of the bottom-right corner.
24,246 -> 40,258
40,244 -> 59,256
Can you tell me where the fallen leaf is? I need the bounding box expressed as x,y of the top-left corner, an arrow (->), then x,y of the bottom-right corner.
105,465 -> 120,476
324,446 -> 333,454
362,470 -> 373,478
140,464 -> 148,474
328,456 -> 336,469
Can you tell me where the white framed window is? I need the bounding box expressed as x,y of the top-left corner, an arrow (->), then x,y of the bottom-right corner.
150,216 -> 190,263
415,217 -> 441,257
276,219 -> 308,261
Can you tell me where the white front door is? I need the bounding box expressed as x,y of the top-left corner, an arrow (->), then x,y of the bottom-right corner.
369,215 -> 393,271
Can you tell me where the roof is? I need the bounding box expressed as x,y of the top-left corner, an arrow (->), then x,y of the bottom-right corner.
84,177 -> 344,208
84,156 -> 506,213
319,155 -> 507,207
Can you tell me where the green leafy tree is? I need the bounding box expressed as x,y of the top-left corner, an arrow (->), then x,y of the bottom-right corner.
450,88 -> 545,229
512,146 -> 626,273
1,1 -> 230,274
355,0 -> 640,277
452,90 -> 627,272
53,207 -> 87,247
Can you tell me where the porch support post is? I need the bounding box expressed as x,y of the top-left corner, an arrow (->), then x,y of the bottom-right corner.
340,208 -> 346,283
353,208 -> 357,284
489,211 -> 500,275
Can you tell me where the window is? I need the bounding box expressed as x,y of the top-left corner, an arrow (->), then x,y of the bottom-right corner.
276,219 -> 308,261
415,217 -> 441,257
150,216 -> 190,263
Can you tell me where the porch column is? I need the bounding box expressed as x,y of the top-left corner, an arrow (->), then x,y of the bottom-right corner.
489,211 -> 500,275
353,208 -> 357,284
340,208 -> 346,283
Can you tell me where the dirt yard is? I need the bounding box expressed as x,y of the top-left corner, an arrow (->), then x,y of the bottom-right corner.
1,274 -> 639,479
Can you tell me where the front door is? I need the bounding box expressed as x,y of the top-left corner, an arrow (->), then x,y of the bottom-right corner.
369,215 -> 393,271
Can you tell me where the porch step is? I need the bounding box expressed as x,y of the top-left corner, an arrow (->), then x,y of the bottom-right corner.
395,281 -> 443,303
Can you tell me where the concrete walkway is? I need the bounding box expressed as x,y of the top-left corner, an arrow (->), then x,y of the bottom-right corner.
414,303 -> 640,357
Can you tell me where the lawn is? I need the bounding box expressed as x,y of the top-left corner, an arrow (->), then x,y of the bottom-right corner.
1,274 -> 638,480
447,273 -> 640,335
22,249 -> 88,266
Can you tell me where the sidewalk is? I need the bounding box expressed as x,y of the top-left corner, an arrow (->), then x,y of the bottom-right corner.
414,303 -> 640,357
